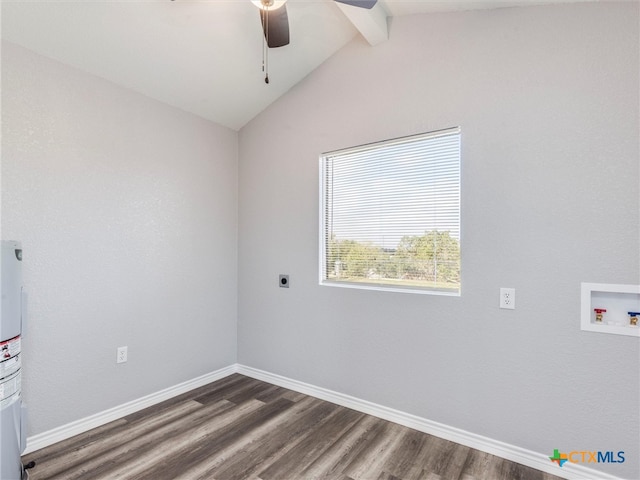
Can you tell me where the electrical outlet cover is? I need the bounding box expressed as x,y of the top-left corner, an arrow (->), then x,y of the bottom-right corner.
500,288 -> 516,309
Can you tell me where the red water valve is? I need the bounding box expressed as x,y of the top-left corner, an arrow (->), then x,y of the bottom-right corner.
594,308 -> 606,322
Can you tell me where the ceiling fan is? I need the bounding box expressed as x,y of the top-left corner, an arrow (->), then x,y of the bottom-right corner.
252,0 -> 378,48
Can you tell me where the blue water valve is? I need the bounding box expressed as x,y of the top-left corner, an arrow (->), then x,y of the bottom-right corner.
628,312 -> 640,326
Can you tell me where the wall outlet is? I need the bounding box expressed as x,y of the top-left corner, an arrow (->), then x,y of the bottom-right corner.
117,346 -> 128,363
500,288 -> 516,310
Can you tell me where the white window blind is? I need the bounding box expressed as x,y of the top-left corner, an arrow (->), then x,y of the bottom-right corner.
320,127 -> 461,295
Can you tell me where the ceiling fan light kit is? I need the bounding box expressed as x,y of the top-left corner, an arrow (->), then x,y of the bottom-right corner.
251,0 -> 287,11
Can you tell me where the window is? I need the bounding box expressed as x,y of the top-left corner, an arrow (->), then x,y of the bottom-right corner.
320,127 -> 461,295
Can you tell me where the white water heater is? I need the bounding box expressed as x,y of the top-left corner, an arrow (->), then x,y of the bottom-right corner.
1,240 -> 29,480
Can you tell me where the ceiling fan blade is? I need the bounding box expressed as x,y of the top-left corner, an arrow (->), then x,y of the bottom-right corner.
334,0 -> 377,9
260,5 -> 290,48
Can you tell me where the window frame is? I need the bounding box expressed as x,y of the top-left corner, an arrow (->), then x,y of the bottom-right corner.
319,127 -> 461,296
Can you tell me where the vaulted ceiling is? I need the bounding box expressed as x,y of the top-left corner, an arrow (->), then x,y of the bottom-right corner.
2,0 -> 593,130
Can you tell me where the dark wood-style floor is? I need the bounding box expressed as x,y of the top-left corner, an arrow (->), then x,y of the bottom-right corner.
23,374 -> 562,480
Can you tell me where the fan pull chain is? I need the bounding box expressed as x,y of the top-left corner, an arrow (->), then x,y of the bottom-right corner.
263,5 -> 269,84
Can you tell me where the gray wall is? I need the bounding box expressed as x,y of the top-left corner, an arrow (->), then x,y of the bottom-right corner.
238,3 -> 639,478
2,43 -> 239,435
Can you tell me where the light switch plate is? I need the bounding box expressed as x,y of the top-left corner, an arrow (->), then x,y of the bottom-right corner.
117,346 -> 128,363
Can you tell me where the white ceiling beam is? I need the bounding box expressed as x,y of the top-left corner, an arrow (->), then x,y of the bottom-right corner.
334,1 -> 388,46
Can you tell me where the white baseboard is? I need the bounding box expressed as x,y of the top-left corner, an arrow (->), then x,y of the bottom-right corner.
236,364 -> 622,480
24,364 -> 237,455
25,363 -> 622,480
